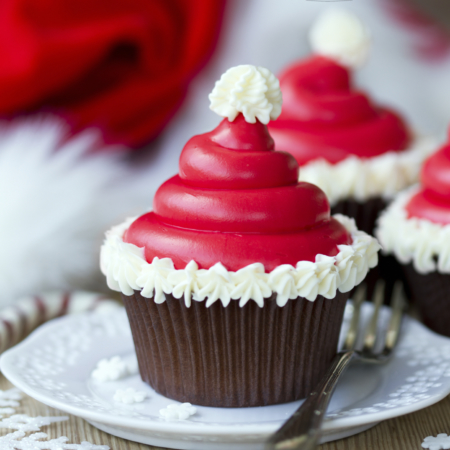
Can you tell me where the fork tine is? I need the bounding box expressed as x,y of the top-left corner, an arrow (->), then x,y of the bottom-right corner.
362,280 -> 385,352
343,284 -> 366,351
383,281 -> 406,352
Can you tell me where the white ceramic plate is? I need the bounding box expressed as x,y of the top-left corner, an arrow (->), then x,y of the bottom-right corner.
2,304 -> 450,450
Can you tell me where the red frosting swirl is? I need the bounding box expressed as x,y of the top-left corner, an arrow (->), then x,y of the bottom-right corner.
125,114 -> 351,271
406,130 -> 450,224
268,56 -> 411,165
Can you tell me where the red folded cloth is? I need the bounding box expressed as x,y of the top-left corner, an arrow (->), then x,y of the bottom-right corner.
381,0 -> 450,61
0,0 -> 225,148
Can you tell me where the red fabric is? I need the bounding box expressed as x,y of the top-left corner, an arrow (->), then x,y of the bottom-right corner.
0,0 -> 225,147
381,0 -> 450,61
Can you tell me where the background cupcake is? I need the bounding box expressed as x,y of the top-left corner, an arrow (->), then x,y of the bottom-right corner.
268,10 -> 434,235
377,128 -> 450,336
101,65 -> 380,407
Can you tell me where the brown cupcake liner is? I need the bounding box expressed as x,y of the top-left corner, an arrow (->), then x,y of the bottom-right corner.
122,291 -> 349,407
402,264 -> 450,337
332,197 -> 404,300
331,196 -> 387,236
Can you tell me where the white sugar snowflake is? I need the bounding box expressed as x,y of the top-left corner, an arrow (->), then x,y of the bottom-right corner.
0,400 -> 19,408
0,415 -> 68,432
0,408 -> 15,418
423,434 -> 450,450
91,356 -> 129,382
0,389 -> 108,449
0,389 -> 22,407
113,388 -> 147,405
0,430 -> 110,449
159,403 -> 197,421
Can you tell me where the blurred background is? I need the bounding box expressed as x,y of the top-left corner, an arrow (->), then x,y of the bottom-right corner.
1,0 -> 450,306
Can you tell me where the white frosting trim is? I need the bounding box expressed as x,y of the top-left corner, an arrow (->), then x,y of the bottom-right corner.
100,215 -> 380,307
376,186 -> 450,275
309,9 -> 371,69
299,136 -> 436,206
208,65 -> 282,124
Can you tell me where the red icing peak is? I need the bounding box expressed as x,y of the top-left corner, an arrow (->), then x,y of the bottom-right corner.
125,114 -> 351,271
275,56 -> 376,126
210,114 -> 275,151
268,56 -> 411,165
179,114 -> 298,189
406,133 -> 450,224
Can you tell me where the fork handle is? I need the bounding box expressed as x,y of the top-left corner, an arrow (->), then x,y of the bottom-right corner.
265,350 -> 356,450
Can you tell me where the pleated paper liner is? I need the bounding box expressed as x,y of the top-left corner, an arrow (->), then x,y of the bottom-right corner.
332,197 -> 405,301
123,291 -> 349,407
402,264 -> 450,337
331,197 -> 387,236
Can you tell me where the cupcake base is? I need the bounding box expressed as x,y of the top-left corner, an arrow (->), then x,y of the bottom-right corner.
332,197 -> 404,300
402,264 -> 450,337
331,197 -> 386,236
123,291 -> 349,407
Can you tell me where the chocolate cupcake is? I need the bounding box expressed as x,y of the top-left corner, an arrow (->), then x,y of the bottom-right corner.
101,65 -> 380,407
268,10 -> 434,236
376,128 -> 450,337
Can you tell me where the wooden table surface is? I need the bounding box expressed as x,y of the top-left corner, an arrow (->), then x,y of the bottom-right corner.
1,372 -> 448,450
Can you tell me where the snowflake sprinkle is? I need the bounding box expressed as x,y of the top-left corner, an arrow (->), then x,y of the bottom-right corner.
113,388 -> 147,405
0,408 -> 16,418
0,389 -> 108,450
91,356 -> 129,382
0,415 -> 68,433
0,430 -> 110,449
159,403 -> 197,421
0,389 -> 22,408
422,434 -> 450,450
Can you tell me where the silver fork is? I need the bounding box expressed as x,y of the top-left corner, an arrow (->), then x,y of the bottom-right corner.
265,280 -> 406,450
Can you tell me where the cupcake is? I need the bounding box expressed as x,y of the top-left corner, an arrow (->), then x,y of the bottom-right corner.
377,129 -> 450,337
101,65 -> 380,407
268,10 -> 434,235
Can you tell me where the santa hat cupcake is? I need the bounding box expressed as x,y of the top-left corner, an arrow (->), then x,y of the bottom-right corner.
101,65 -> 380,407
377,128 -> 450,337
268,9 -> 434,235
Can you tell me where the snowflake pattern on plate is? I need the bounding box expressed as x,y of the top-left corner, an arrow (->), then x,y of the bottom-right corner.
2,305 -> 450,448
326,309 -> 450,421
327,364 -> 442,419
7,311 -> 139,418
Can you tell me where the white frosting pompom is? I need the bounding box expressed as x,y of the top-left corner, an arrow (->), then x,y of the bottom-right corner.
309,9 -> 370,69
208,65 -> 282,124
